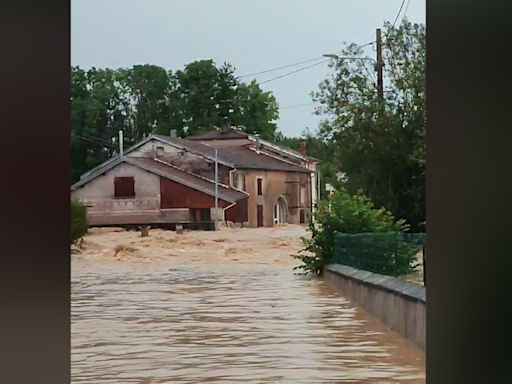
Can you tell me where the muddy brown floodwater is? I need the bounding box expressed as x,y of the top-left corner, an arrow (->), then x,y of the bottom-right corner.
72,261 -> 426,383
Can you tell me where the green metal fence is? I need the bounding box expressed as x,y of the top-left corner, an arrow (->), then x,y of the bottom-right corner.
332,232 -> 426,283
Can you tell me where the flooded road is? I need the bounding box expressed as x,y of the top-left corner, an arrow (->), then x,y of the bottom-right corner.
72,264 -> 425,383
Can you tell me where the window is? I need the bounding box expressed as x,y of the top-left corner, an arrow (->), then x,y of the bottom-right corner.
300,186 -> 306,205
156,146 -> 165,156
114,177 -> 135,198
257,178 -> 263,195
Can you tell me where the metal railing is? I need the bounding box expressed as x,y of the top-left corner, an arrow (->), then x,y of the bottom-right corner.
332,232 -> 426,285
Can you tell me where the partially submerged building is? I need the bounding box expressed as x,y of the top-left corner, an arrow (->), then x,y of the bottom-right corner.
71,124 -> 320,228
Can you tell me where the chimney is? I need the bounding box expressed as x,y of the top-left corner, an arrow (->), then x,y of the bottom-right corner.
221,118 -> 231,133
169,129 -> 177,138
300,140 -> 306,157
255,134 -> 261,153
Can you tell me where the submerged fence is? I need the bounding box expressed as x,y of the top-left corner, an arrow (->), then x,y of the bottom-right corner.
332,232 -> 427,285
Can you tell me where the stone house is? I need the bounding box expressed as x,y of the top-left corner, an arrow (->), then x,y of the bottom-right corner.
71,126 -> 320,228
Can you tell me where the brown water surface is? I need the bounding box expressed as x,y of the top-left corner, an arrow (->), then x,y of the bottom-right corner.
72,264 -> 425,383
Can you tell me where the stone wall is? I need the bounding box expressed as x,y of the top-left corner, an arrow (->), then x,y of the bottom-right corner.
244,170 -> 312,227
324,264 -> 426,352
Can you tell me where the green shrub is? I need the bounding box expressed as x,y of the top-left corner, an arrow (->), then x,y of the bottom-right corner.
294,189 -> 411,275
71,199 -> 87,245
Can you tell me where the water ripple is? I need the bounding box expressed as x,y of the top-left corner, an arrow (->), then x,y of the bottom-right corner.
72,264 -> 425,383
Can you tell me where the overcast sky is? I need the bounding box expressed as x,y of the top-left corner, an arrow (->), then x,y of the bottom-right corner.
71,0 -> 425,137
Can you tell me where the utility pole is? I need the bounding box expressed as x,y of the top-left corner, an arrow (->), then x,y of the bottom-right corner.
375,28 -> 384,104
119,130 -> 124,157
214,148 -> 219,231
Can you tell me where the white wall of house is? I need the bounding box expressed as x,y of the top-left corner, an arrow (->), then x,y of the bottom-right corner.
71,163 -> 160,210
71,162 -> 202,226
71,163 -> 161,213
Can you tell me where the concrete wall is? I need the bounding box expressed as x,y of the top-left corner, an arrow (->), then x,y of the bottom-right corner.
324,264 -> 426,352
72,162 -> 161,210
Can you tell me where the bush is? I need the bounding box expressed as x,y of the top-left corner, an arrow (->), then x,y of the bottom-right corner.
71,199 -> 87,245
294,189 -> 411,275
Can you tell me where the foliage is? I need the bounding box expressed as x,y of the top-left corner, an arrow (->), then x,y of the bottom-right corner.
124,65 -> 171,140
310,19 -> 426,231
71,61 -> 279,183
71,67 -> 128,182
160,60 -> 279,140
294,189 -> 410,275
71,199 -> 87,245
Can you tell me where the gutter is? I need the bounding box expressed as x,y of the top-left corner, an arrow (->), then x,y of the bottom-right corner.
224,202 -> 236,212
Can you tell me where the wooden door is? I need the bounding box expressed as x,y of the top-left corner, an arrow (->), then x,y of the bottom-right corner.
257,205 -> 264,227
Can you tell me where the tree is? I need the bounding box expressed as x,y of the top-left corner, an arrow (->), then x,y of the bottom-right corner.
170,60 -> 222,136
312,19 -> 426,231
71,66 -> 126,182
232,80 -> 279,141
71,60 -> 281,182
124,65 -> 171,141
157,60 -> 279,139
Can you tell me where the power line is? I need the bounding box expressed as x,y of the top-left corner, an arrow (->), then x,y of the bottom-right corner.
239,40 -> 376,84
238,56 -> 328,78
259,60 -> 329,85
258,41 -> 376,86
403,0 -> 411,21
392,0 -> 407,28
71,134 -> 117,148
280,102 -> 317,110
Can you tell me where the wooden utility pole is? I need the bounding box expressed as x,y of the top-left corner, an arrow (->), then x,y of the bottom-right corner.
375,28 -> 384,104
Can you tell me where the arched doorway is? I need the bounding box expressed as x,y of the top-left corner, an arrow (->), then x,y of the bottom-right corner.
274,196 -> 288,225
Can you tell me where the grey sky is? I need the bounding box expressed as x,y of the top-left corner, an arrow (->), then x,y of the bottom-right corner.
71,0 -> 425,137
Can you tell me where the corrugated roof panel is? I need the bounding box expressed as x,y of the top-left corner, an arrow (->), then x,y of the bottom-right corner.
126,157 -> 248,203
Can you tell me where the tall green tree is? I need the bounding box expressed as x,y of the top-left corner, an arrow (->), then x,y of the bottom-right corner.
71,66 -> 128,182
158,60 -> 279,139
232,80 -> 279,141
124,64 -> 171,141
312,19 -> 426,231
71,60 -> 281,182
170,60 -> 222,136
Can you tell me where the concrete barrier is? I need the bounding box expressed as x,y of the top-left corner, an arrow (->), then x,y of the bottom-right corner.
324,264 -> 426,352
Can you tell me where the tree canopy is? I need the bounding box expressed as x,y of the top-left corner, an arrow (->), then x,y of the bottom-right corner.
310,19 -> 426,231
71,61 -> 279,182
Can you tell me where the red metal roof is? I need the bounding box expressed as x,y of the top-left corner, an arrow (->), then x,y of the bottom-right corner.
126,157 -> 248,203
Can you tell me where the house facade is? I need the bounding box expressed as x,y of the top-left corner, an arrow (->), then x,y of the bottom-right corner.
71,126 -> 320,228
